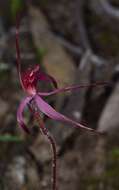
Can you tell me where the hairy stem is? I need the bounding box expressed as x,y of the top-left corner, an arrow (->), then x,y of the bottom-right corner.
28,102 -> 58,190
35,112 -> 57,190
40,124 -> 57,190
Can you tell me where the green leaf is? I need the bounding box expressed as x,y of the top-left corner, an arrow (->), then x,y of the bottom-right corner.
0,135 -> 23,142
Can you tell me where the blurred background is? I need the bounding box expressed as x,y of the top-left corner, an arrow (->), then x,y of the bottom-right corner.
0,0 -> 119,189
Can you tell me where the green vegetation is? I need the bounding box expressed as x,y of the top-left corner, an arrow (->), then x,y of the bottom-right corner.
36,47 -> 47,63
0,134 -> 23,142
11,0 -> 24,19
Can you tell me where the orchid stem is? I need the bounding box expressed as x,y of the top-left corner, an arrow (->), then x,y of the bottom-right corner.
35,112 -> 58,190
39,122 -> 57,190
29,103 -> 58,190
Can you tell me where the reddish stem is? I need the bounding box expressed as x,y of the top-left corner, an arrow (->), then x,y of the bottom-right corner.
42,126 -> 57,189
28,102 -> 58,190
15,14 -> 25,91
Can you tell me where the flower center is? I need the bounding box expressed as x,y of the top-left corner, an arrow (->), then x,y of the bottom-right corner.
22,65 -> 39,95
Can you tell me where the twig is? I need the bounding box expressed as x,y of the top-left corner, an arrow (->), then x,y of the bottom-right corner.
75,0 -> 91,50
51,34 -> 83,56
51,33 -> 107,67
90,0 -> 119,21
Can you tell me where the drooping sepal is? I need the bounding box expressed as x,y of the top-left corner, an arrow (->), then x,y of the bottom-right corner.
17,96 -> 32,133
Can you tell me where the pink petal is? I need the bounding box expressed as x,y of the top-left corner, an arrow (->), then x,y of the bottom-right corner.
35,95 -> 96,133
38,81 -> 109,96
17,96 -> 32,133
38,72 -> 58,88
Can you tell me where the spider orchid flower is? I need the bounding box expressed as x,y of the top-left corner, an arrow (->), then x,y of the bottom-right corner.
16,19 -> 108,134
